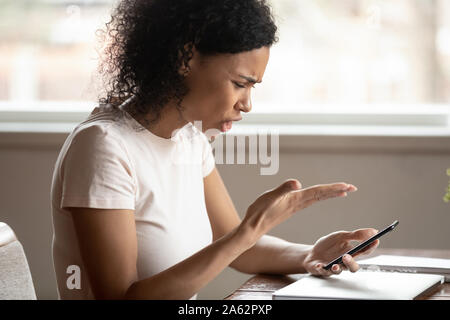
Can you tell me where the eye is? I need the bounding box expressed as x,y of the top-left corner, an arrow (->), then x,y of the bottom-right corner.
233,81 -> 246,89
233,81 -> 255,89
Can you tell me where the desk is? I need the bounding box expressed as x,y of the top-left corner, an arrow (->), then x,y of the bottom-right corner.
225,248 -> 450,300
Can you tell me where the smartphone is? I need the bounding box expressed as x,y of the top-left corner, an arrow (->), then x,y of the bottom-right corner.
323,220 -> 399,270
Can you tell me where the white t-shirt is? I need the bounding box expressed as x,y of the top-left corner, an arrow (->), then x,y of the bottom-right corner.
50,102 -> 215,299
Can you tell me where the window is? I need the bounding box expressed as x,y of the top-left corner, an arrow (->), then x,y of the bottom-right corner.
0,0 -> 449,116
253,0 -> 450,112
0,0 -> 114,103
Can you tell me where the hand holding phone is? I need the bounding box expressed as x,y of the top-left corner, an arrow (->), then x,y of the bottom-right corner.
323,220 -> 399,270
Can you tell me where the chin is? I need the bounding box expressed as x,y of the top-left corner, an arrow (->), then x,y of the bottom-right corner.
196,123 -> 223,139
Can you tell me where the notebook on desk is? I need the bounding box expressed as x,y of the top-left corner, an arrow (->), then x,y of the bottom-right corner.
272,270 -> 444,300
357,255 -> 450,282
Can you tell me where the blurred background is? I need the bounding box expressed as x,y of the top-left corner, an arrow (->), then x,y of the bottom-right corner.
1,0 -> 450,107
0,0 -> 449,300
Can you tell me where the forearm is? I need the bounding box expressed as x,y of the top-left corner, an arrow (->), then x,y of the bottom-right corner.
230,235 -> 312,275
125,227 -> 252,299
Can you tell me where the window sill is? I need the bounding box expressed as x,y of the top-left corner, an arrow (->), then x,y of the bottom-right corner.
1,122 -> 449,153
0,102 -> 449,151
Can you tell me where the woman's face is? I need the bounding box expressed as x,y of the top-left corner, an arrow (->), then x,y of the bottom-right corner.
181,46 -> 270,134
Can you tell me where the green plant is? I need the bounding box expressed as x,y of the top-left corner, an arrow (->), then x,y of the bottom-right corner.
444,169 -> 450,203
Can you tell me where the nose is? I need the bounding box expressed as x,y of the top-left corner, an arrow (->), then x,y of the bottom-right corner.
238,96 -> 252,113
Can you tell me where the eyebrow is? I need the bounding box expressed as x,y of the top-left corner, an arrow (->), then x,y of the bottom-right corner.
239,75 -> 262,84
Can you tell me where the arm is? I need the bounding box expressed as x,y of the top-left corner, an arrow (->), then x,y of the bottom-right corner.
70,169 -> 359,299
204,168 -> 378,275
230,235 -> 312,274
204,168 -> 311,274
69,207 -> 254,300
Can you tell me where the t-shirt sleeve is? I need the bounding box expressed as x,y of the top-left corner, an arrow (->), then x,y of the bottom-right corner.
201,134 -> 216,178
60,124 -> 136,210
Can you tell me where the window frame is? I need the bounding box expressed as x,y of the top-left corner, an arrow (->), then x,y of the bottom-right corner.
0,101 -> 448,127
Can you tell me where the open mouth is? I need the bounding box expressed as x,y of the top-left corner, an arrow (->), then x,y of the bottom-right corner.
220,116 -> 242,133
221,121 -> 233,132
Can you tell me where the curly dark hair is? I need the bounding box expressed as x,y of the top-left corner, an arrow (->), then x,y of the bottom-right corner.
97,0 -> 278,127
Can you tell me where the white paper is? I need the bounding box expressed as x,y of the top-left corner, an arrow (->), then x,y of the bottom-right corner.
358,255 -> 450,270
272,271 -> 444,300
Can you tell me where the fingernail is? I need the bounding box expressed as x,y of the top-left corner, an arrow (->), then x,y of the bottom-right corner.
343,254 -> 351,261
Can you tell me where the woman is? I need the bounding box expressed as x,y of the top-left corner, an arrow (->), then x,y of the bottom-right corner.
50,0 -> 379,300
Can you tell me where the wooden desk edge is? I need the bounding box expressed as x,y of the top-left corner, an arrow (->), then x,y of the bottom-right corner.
225,248 -> 450,300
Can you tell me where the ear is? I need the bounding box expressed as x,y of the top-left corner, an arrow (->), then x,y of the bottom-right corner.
178,43 -> 197,77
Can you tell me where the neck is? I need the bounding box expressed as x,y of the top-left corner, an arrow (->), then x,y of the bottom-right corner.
126,102 -> 189,139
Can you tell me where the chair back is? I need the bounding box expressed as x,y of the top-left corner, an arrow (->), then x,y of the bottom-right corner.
0,222 -> 37,299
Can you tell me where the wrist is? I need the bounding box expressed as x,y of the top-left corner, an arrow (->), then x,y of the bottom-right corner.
298,244 -> 314,273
